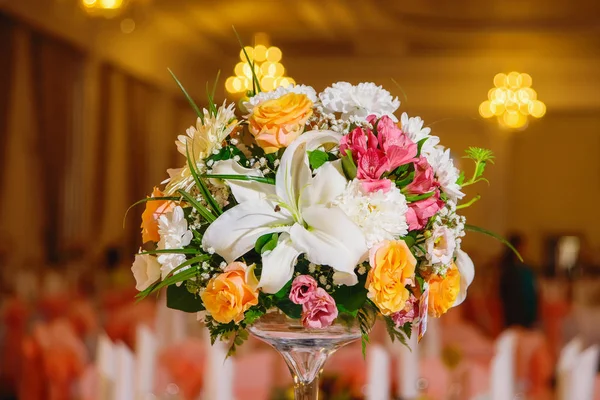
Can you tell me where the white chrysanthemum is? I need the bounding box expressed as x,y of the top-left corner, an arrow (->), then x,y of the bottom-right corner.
400,112 -> 440,156
157,206 -> 193,279
243,84 -> 318,113
333,179 -> 409,248
426,146 -> 465,201
164,102 -> 239,194
319,82 -> 400,122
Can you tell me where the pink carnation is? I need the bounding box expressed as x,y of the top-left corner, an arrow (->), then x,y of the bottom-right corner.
391,295 -> 419,327
406,192 -> 445,231
301,288 -> 338,329
404,157 -> 438,195
289,275 -> 318,305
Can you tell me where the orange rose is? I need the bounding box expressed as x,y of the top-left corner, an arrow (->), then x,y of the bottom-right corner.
200,262 -> 259,324
428,264 -> 460,317
141,187 -> 173,243
366,240 -> 417,315
248,92 -> 313,153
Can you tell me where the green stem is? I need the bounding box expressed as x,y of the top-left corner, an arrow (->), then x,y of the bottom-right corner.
461,161 -> 481,187
456,194 -> 481,210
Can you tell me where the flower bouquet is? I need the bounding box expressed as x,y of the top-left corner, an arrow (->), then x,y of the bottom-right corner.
130,44 -> 517,399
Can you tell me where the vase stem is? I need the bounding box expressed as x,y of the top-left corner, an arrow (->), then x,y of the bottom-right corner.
280,348 -> 328,400
293,376 -> 320,400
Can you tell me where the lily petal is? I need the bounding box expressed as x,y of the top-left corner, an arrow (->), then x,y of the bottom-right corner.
453,249 -> 475,307
276,130 -> 343,207
212,159 -> 276,203
202,200 -> 293,263
301,160 -> 347,208
259,233 -> 301,294
290,205 -> 367,285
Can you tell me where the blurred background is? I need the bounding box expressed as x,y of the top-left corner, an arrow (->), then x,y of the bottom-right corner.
0,0 -> 599,399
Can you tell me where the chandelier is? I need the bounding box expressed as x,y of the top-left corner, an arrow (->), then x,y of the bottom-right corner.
225,34 -> 295,95
479,72 -> 546,129
81,0 -> 128,17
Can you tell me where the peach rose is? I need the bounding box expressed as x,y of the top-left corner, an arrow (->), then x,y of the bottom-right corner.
200,262 -> 259,324
141,187 -> 173,243
248,92 -> 313,153
428,264 -> 461,317
366,240 -> 417,315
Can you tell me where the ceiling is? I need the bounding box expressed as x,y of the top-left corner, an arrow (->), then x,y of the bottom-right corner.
2,0 -> 600,112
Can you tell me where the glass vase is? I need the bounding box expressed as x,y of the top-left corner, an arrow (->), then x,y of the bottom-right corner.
248,309 -> 374,400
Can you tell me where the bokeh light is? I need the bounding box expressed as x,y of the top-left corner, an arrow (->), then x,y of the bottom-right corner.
226,40 -> 294,94
479,72 -> 546,129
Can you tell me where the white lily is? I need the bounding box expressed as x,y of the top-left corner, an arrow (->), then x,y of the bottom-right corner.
453,249 -> 475,307
202,130 -> 368,294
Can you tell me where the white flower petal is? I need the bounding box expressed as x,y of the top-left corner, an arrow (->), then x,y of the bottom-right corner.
319,82 -> 400,122
212,159 -> 276,203
301,160 -> 346,208
258,233 -> 301,294
290,205 -> 367,284
453,249 -> 475,307
202,200 -> 293,263
276,130 -> 343,207
131,254 -> 161,291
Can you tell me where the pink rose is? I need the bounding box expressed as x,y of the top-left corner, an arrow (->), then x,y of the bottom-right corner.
289,275 -> 318,305
404,157 -> 438,195
301,288 -> 338,329
406,192 -> 445,231
390,294 -> 419,327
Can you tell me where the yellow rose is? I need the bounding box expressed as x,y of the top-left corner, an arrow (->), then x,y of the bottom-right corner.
428,264 -> 461,317
248,92 -> 313,153
366,240 -> 417,316
141,187 -> 173,243
201,262 -> 259,324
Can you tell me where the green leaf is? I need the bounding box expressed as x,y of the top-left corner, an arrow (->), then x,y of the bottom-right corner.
465,224 -> 523,262
255,233 -> 279,254
276,297 -> 302,319
255,233 -> 273,254
401,235 -> 416,248
166,283 -> 205,312
405,191 -> 435,203
384,316 -> 409,348
139,248 -> 198,255
185,143 -> 222,217
123,196 -> 180,229
206,146 -> 248,165
395,171 -> 415,188
308,150 -> 329,170
232,26 -> 261,94
474,161 -> 487,180
201,173 -> 275,185
332,278 -> 368,312
168,68 -> 204,124
341,150 -> 357,180
415,275 -> 425,293
243,308 -> 265,326
402,322 -> 412,339
457,171 -> 465,186
417,137 -> 429,155
463,147 -> 495,164
274,279 -> 293,300
136,255 -> 209,300
177,190 -> 216,223
337,304 -> 359,317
